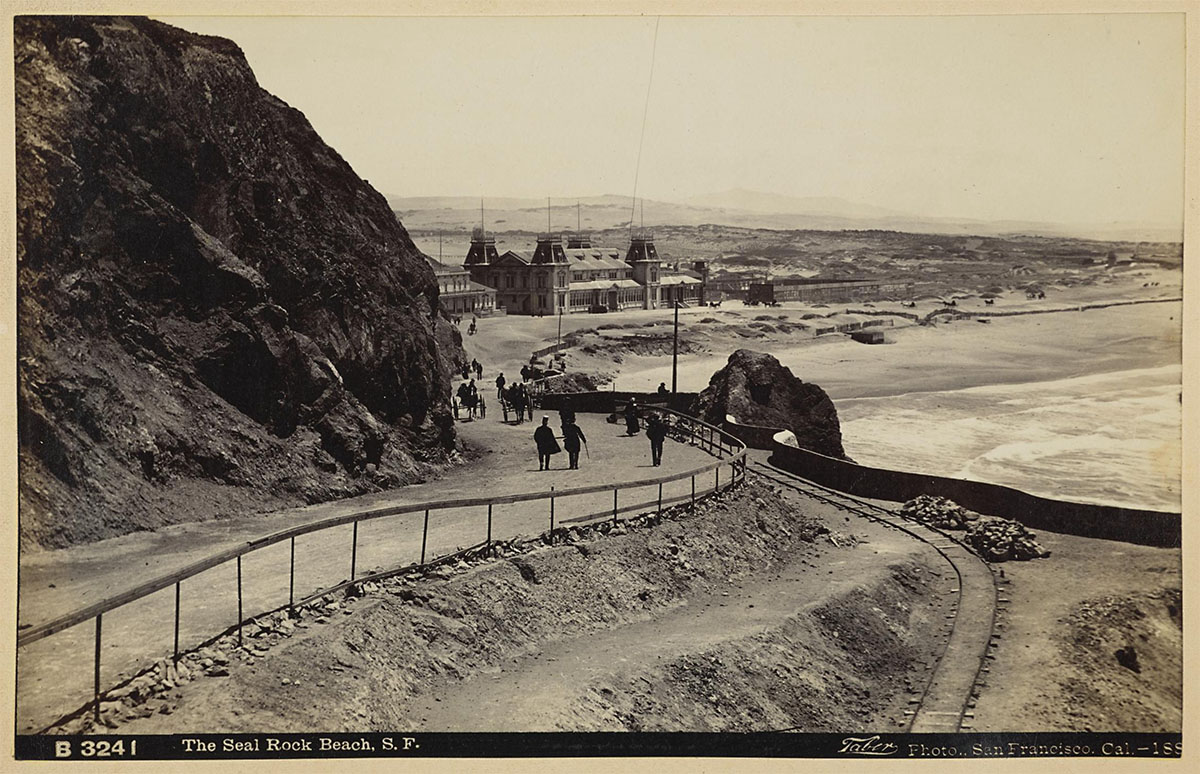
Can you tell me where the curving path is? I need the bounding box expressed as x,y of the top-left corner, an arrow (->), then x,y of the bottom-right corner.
17,415 -> 727,733
748,458 -> 998,733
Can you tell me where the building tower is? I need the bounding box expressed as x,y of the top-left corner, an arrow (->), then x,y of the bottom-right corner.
464,223 -> 500,268
565,231 -> 592,249
531,232 -> 569,316
465,200 -> 499,280
627,228 -> 661,309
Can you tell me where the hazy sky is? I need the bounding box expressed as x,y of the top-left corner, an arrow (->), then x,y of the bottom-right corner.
164,13 -> 1185,228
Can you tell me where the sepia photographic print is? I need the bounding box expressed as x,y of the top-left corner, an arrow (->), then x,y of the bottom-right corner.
4,0 -> 1195,767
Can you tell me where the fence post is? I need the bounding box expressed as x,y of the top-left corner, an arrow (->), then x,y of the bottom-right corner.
93,614 -> 102,724
486,503 -> 493,555
173,581 -> 181,663
549,487 -> 555,542
657,482 -> 663,516
350,519 -> 359,582
613,488 -> 618,524
420,509 -> 429,565
236,555 -> 243,649
288,537 -> 295,611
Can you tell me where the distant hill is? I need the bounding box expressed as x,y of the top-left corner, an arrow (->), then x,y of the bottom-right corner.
387,191 -> 1180,243
682,188 -> 905,220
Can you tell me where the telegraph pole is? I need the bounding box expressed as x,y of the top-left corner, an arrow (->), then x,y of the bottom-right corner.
671,299 -> 679,394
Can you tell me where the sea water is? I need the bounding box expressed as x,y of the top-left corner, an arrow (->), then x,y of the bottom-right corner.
836,365 -> 1182,511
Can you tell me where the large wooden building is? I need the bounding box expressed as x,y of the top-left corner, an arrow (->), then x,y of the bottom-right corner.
463,227 -> 700,315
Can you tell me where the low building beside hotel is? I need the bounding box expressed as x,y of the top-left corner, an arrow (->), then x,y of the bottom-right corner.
659,260 -> 706,306
748,277 -> 914,305
426,255 -> 496,315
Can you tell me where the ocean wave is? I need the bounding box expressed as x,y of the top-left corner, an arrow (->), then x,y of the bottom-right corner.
840,368 -> 1182,511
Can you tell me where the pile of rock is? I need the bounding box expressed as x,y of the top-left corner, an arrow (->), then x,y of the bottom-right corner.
898,495 -> 980,529
965,517 -> 1051,562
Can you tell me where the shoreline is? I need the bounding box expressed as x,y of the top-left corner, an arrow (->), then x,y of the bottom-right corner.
611,299 -> 1181,401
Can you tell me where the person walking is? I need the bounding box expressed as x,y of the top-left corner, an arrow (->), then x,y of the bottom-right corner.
624,397 -> 641,436
558,397 -> 576,430
456,381 -> 470,420
534,416 -> 561,471
495,372 -> 506,400
561,418 -> 587,470
467,380 -> 479,418
647,414 -> 668,467
513,383 -> 527,423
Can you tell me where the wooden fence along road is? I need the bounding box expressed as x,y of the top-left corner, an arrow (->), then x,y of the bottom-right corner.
16,408 -> 747,733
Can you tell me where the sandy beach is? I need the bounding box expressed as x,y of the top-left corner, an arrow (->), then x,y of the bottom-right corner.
581,297 -> 1181,511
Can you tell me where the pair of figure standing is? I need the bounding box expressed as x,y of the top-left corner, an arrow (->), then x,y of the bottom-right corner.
534,415 -> 587,470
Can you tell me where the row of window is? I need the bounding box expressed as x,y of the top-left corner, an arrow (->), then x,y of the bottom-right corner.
479,268 -> 659,290
440,277 -> 469,292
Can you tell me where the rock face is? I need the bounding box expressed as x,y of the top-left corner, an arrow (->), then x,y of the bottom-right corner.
16,17 -> 463,549
691,349 -> 846,458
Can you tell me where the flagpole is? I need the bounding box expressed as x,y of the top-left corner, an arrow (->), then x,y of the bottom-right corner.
671,299 -> 679,394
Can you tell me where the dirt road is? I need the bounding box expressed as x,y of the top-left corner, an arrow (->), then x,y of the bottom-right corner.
16,415 -> 718,733
410,512 -> 939,731
99,480 -> 950,734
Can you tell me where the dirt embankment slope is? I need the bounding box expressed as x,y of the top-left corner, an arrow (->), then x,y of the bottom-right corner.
973,529 -> 1181,732
75,480 -> 947,733
16,17 -> 463,550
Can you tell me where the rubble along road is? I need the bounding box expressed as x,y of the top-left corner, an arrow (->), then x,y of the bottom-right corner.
74,480 -> 950,733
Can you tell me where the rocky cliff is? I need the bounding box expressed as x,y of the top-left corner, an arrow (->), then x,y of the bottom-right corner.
16,16 -> 463,549
691,349 -> 847,458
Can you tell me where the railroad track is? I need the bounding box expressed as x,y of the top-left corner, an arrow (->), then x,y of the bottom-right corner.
747,460 -> 1002,733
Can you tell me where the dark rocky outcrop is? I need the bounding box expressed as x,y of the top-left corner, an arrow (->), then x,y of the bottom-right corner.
16,16 -> 463,549
691,349 -> 846,458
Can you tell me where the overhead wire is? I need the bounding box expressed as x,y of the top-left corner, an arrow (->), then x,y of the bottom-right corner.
629,16 -> 661,236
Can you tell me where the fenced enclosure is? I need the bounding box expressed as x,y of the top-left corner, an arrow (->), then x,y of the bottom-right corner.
16,407 -> 747,732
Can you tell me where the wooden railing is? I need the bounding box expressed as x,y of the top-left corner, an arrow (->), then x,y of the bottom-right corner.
18,407 -> 748,729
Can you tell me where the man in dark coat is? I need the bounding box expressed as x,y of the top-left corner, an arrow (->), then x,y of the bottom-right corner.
495,372 -> 506,400
558,396 -> 576,429
647,414 -> 669,466
534,416 -> 561,471
513,383 -> 527,423
561,419 -> 587,470
456,381 -> 471,421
